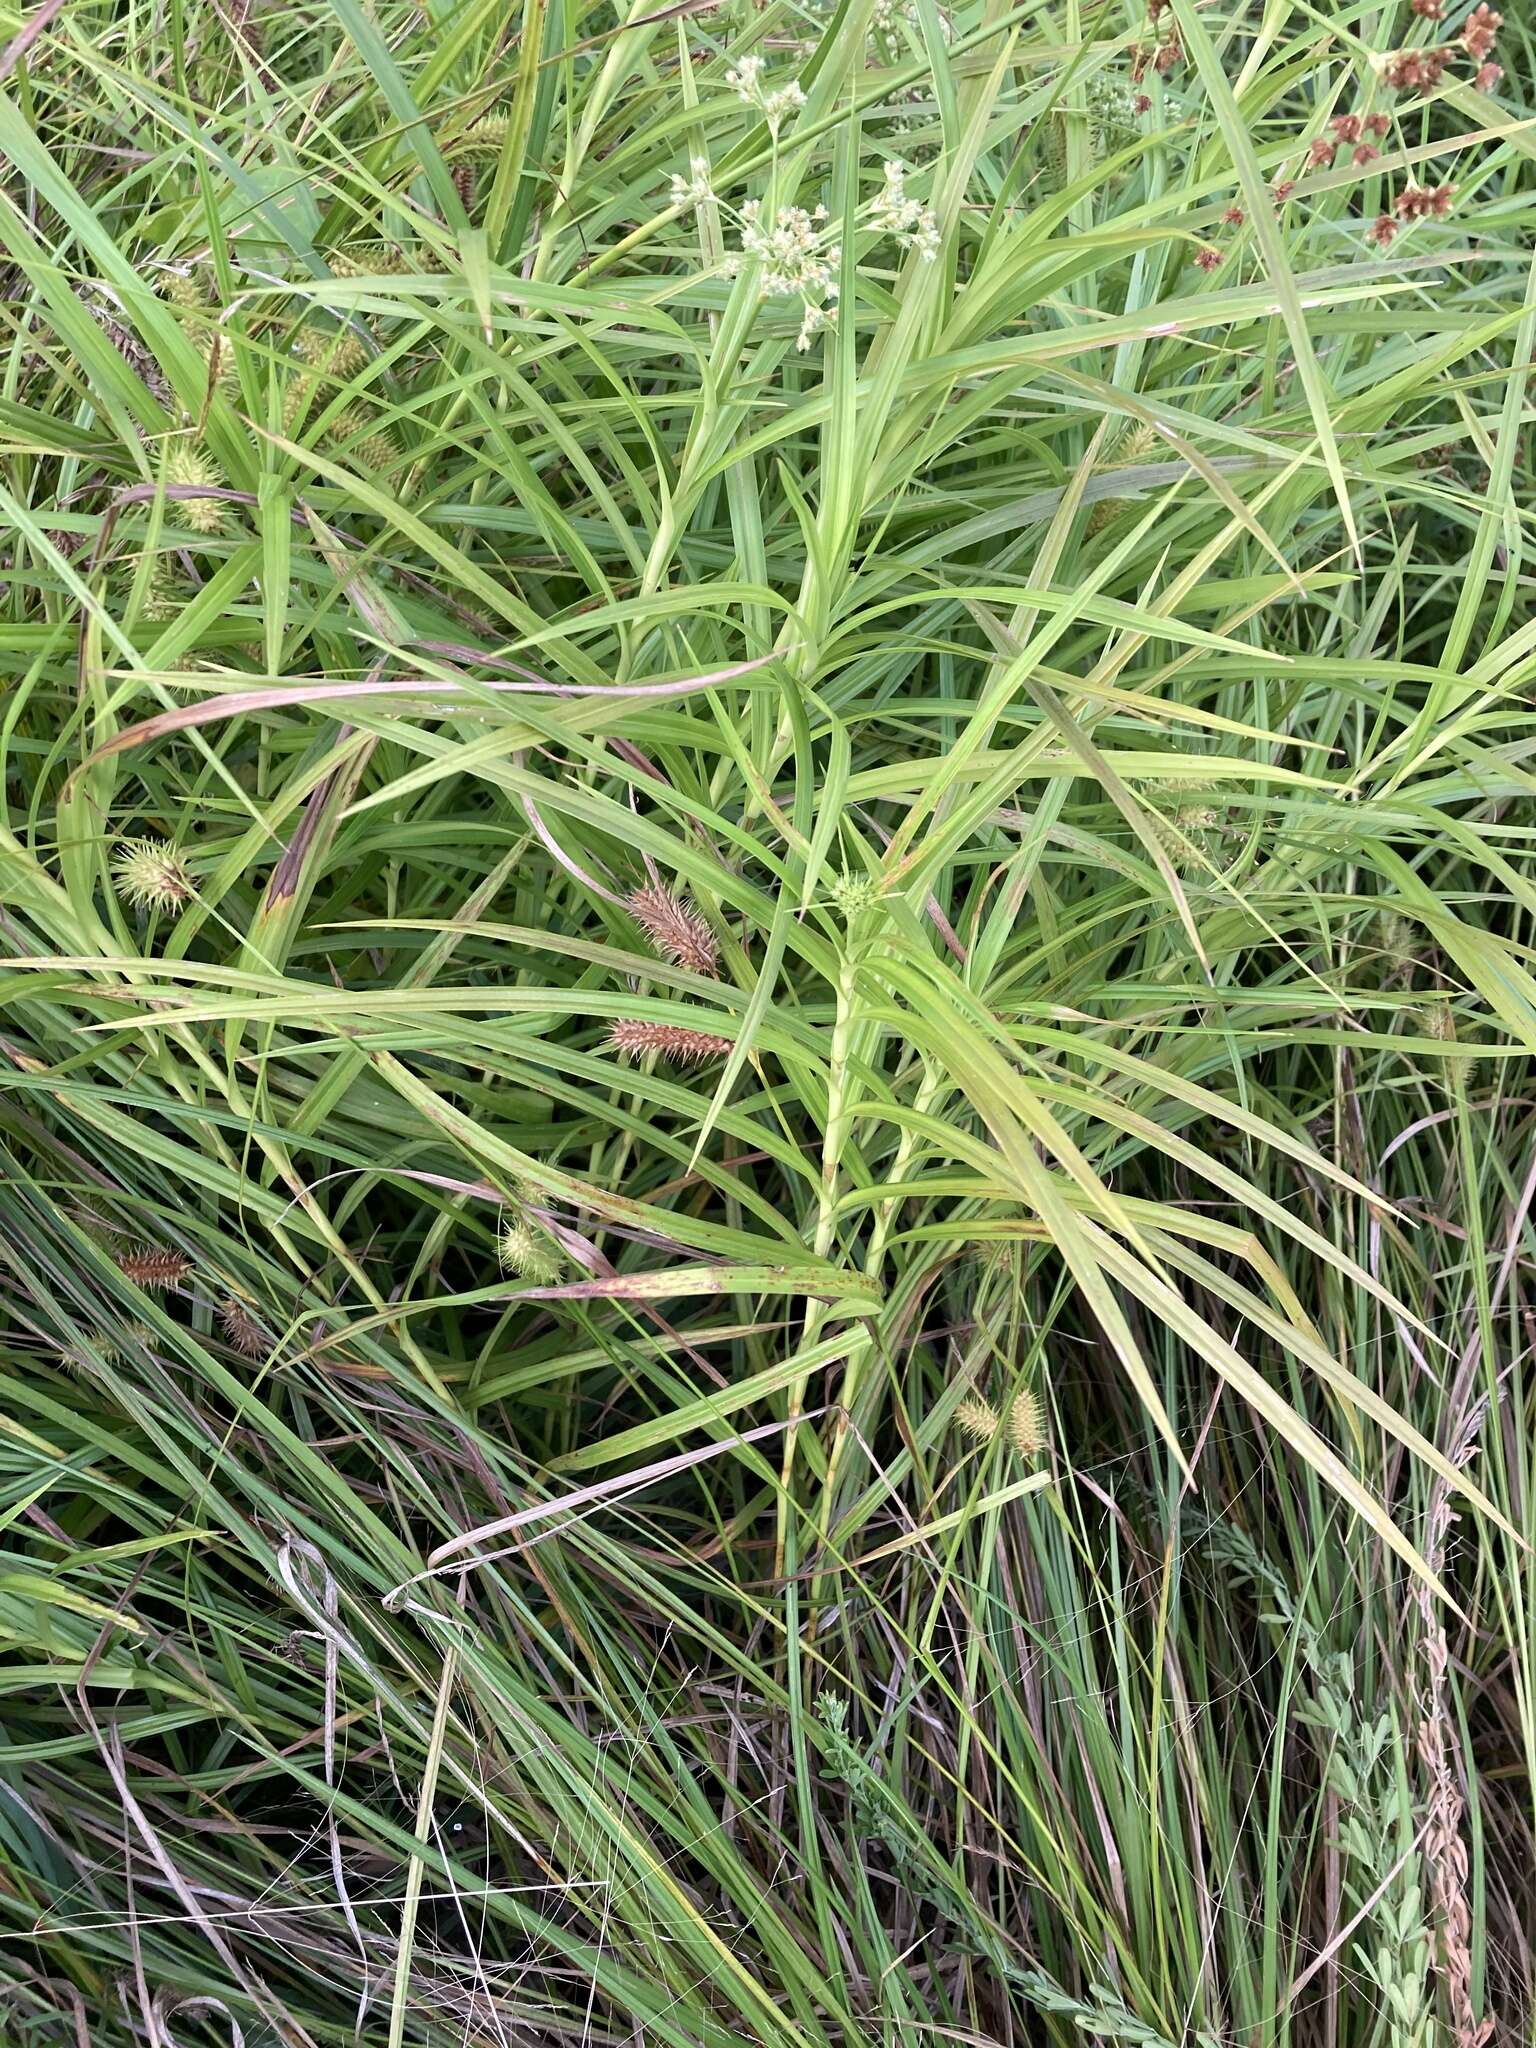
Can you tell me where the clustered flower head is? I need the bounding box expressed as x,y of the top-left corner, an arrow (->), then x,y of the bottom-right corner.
670,156 -> 714,211
1396,179 -> 1457,217
725,53 -> 806,132
869,160 -> 940,259
725,199 -> 841,350
691,156 -> 945,351
1381,0 -> 1503,90
1239,0 -> 1507,257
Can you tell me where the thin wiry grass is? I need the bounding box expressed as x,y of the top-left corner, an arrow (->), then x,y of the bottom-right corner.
0,0 -> 1532,2041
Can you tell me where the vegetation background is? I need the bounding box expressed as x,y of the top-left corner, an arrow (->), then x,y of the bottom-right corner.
0,0 -> 1532,2040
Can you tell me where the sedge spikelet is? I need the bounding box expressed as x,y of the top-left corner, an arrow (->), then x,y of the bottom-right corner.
1088,421 -> 1161,535
628,884 -> 719,976
327,406 -> 398,478
463,113 -> 510,153
165,444 -> 226,533
608,1018 -> 733,1063
220,1298 -> 269,1358
160,267 -> 210,308
1044,109 -> 1070,189
453,162 -> 477,211
955,1395 -> 1001,1443
498,1217 -> 560,1284
293,324 -> 368,377
1006,1386 -> 1046,1457
142,565 -> 178,622
326,242 -> 407,278
116,1246 -> 191,1289
113,836 -> 192,912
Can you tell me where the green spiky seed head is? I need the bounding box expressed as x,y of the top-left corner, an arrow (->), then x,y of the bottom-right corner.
499,1217 -> 560,1284
165,444 -> 225,533
160,267 -> 209,308
142,565 -> 177,622
461,113 -> 510,155
829,871 -> 879,923
326,242 -> 406,278
113,836 -> 192,913
293,324 -> 368,376
327,407 -> 398,477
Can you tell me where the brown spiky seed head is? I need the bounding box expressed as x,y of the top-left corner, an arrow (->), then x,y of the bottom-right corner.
955,1395 -> 1000,1443
628,884 -> 720,977
117,1246 -> 192,1289
607,1018 -> 734,1063
1006,1387 -> 1046,1457
220,1298 -> 269,1358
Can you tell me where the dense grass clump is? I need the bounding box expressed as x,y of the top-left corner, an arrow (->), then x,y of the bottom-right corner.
0,0 -> 1533,2039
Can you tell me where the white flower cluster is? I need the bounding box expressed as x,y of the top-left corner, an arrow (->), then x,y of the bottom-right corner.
726,199 -> 841,349
725,52 -> 807,132
667,154 -> 940,352
871,0 -> 952,39
869,160 -> 939,259
670,155 -> 714,210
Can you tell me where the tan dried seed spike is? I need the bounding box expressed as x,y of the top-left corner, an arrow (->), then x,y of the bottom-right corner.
117,1246 -> 191,1289
955,1395 -> 1000,1443
1006,1387 -> 1045,1457
628,884 -> 720,976
607,1018 -> 733,1063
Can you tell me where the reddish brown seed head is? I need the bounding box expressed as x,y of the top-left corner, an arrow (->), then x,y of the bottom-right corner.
1475,59 -> 1502,87
1353,143 -> 1380,165
1193,245 -> 1222,271
1367,212 -> 1398,246
1461,3 -> 1501,57
1307,137 -> 1338,167
116,1247 -> 192,1289
1271,178 -> 1296,203
1330,112 -> 1363,141
220,1298 -> 269,1357
1222,205 -> 1245,225
627,884 -> 720,978
607,1018 -> 734,1063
